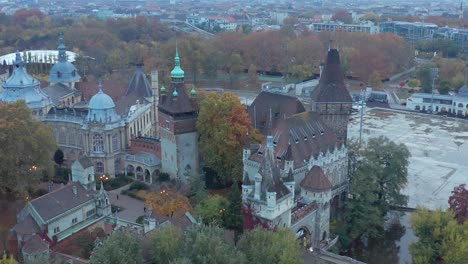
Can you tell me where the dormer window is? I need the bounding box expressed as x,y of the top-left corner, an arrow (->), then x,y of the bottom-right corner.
258,151 -> 263,156
57,71 -> 62,78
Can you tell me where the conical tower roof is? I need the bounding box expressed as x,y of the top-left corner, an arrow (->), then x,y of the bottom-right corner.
311,48 -> 352,103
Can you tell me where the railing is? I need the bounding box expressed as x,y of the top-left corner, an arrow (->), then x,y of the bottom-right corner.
39,115 -> 84,124
291,202 -> 318,225
125,154 -> 159,167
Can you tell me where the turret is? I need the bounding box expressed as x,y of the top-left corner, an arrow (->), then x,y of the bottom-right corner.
254,173 -> 261,200
144,204 -> 156,233
284,139 -> 293,172
284,168 -> 295,200
151,70 -> 159,97
242,171 -> 254,201
266,191 -> 276,208
243,131 -> 251,162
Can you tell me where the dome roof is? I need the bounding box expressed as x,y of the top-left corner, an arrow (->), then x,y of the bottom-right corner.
49,61 -> 81,83
170,45 -> 185,79
88,84 -> 115,110
48,33 -> 81,83
86,83 -> 119,123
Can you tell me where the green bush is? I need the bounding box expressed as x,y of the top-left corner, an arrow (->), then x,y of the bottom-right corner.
158,172 -> 170,182
96,175 -> 133,191
129,181 -> 150,191
136,215 -> 145,224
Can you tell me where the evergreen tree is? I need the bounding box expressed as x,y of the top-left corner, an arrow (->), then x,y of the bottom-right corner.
53,148 -> 64,166
225,183 -> 243,237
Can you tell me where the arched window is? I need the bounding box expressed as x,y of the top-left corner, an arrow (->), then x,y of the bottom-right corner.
458,103 -> 463,108
93,134 -> 104,153
95,162 -> 104,174
112,134 -> 120,152
57,71 -> 62,78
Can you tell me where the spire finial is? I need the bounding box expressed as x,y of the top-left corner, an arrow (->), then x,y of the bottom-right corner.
98,81 -> 103,93
58,32 -> 66,62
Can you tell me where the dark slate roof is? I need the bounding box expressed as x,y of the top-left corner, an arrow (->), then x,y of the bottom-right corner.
42,83 -> 76,106
75,80 -> 127,103
126,65 -> 153,98
76,156 -> 93,169
250,112 -> 340,169
257,144 -> 290,200
458,86 -> 468,97
22,235 -> 49,255
158,82 -> 198,115
30,182 -> 95,222
12,215 -> 40,235
311,49 -> 353,103
300,165 -> 332,191
248,92 -> 306,135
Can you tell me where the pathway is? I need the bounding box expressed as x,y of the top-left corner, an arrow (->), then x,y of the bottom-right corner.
108,184 -> 146,222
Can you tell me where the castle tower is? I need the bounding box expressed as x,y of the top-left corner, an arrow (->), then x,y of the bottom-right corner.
95,181 -> 111,216
158,45 -> 199,182
311,48 -> 353,144
48,33 -> 81,89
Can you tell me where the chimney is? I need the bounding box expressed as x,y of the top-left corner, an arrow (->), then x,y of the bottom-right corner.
72,185 -> 77,196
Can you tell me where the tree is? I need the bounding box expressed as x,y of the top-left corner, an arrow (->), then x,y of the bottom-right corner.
226,53 -> 244,86
238,228 -> 302,264
149,225 -> 183,264
197,93 -> 261,185
53,149 -> 64,166
182,225 -> 246,264
188,174 -> 208,206
89,231 -> 143,264
343,137 -> 410,242
225,184 -> 243,237
448,184 -> 468,224
438,79 -> 451,95
408,78 -> 421,89
195,195 -> 228,225
416,63 -> 435,93
369,71 -> 382,88
331,9 -> 353,24
0,252 -> 18,264
146,189 -> 193,218
0,101 -> 57,194
410,208 -> 468,264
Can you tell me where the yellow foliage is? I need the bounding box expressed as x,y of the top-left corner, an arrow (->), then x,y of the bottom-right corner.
0,252 -> 18,264
145,189 -> 193,218
135,190 -> 147,200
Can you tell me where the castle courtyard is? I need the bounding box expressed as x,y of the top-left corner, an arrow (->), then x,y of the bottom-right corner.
348,108 -> 468,210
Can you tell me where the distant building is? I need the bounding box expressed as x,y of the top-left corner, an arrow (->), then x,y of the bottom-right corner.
379,21 -> 438,44
309,21 -> 379,34
406,86 -> 468,116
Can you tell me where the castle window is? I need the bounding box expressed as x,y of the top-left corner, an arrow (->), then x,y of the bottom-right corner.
57,71 -> 62,78
112,134 -> 120,152
93,134 -> 104,153
86,209 -> 95,218
72,217 -> 78,225
95,162 -> 104,174
54,226 -> 60,234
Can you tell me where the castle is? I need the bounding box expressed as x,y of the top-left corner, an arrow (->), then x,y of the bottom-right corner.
0,33 -> 198,183
242,48 -> 352,248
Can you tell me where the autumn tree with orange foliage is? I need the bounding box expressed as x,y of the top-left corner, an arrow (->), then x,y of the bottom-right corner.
145,189 -> 193,218
197,93 -> 262,185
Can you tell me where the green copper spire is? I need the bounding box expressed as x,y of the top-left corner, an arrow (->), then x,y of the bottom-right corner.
170,43 -> 185,79
191,87 -> 196,95
160,85 -> 166,92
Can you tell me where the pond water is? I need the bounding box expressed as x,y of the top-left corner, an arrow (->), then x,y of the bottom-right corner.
344,212 -> 418,264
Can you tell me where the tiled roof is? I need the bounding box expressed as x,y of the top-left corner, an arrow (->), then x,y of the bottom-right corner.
42,83 -> 76,106
248,92 -> 305,135
22,235 -> 49,255
250,112 -> 340,169
257,144 -> 290,200
158,82 -> 198,115
12,215 -> 40,235
126,65 -> 153,98
75,80 -> 127,104
300,166 -> 332,191
311,49 -> 353,103
30,182 -> 95,222
76,156 -> 93,169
